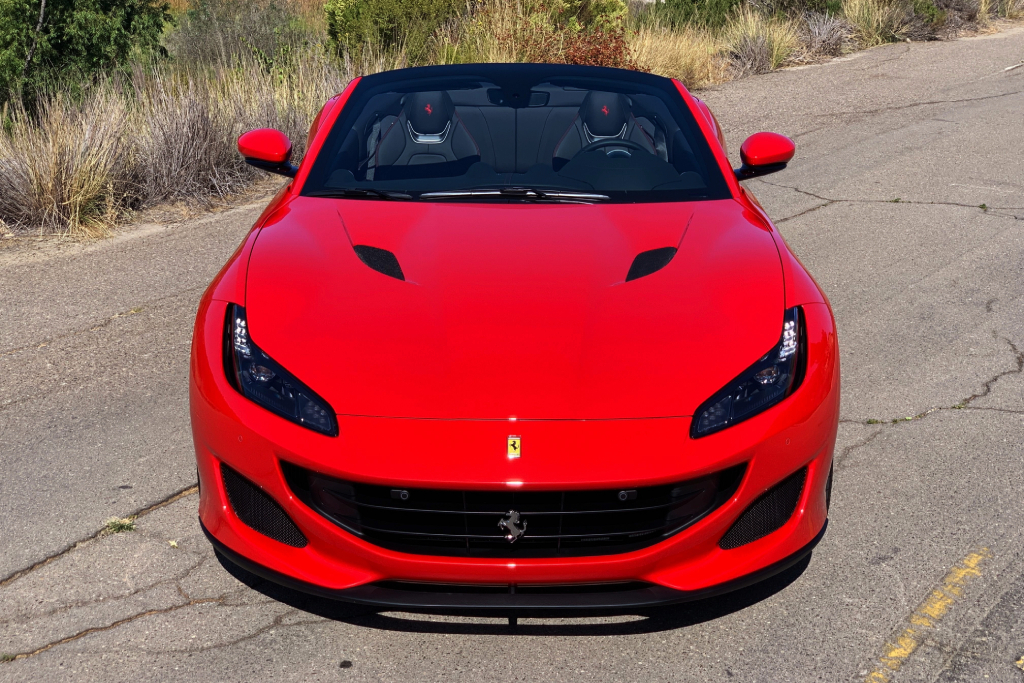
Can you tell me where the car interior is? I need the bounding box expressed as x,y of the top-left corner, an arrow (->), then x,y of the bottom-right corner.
312,81 -> 719,197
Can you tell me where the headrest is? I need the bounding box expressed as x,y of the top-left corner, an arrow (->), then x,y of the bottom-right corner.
581,91 -> 629,137
404,91 -> 454,135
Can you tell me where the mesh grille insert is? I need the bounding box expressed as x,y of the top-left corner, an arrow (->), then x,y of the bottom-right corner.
222,465 -> 307,548
719,467 -> 806,550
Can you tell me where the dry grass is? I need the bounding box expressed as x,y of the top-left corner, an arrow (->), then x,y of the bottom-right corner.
842,0 -> 910,45
0,44 -> 356,236
0,92 -> 135,238
629,24 -> 729,88
724,6 -> 802,75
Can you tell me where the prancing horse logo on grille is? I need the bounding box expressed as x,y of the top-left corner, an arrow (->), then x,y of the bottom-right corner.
498,510 -> 526,543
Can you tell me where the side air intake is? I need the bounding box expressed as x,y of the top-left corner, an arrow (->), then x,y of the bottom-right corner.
626,247 -> 677,282
719,467 -> 806,550
222,465 -> 307,547
353,245 -> 405,281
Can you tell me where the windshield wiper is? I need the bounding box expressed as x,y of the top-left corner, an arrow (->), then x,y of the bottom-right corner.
419,187 -> 609,204
306,188 -> 412,200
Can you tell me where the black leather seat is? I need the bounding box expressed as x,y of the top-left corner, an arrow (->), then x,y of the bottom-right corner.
367,91 -> 480,180
551,91 -> 657,170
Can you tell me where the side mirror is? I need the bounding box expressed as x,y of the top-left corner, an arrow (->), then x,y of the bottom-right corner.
735,132 -> 795,181
238,129 -> 298,178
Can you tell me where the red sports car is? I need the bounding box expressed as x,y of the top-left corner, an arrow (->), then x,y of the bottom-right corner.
191,64 -> 839,616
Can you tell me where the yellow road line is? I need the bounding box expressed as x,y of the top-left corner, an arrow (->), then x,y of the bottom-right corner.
864,548 -> 992,683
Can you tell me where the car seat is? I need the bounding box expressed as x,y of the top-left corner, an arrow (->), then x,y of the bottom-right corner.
367,91 -> 480,180
552,91 -> 657,171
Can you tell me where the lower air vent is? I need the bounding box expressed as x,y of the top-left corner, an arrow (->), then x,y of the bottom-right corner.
222,465 -> 307,548
353,245 -> 405,280
719,467 -> 806,550
626,247 -> 677,282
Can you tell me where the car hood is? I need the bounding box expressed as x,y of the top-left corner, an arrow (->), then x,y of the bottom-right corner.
245,197 -> 783,420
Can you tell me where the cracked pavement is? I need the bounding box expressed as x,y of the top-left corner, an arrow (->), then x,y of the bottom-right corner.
2,27 -> 1024,683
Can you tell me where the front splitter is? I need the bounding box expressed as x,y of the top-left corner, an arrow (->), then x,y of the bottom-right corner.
202,520 -> 827,617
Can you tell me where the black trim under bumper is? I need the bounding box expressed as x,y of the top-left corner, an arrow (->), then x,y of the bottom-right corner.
203,520 -> 827,616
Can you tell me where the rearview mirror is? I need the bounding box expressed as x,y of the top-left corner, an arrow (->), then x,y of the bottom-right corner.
735,132 -> 795,180
238,129 -> 298,178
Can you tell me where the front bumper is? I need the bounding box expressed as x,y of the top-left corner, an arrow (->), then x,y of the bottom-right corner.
190,297 -> 839,603
205,519 -> 827,615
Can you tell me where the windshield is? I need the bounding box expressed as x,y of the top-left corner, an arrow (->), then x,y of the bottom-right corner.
301,66 -> 732,203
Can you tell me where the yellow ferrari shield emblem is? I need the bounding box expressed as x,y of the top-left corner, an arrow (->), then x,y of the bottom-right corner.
507,436 -> 521,458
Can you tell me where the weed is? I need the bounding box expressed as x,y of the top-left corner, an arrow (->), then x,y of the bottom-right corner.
104,517 -> 137,533
866,418 -> 882,424
891,197 -> 902,202
0,654 -> 15,663
979,203 -> 988,211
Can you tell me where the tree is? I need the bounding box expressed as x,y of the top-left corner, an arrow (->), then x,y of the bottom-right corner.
0,0 -> 171,102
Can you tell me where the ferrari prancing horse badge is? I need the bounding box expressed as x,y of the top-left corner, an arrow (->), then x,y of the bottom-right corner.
507,436 -> 521,458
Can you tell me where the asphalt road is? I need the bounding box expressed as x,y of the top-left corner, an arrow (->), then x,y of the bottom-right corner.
2,28 -> 1023,682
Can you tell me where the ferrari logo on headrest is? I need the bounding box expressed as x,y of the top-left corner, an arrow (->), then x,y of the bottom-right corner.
424,103 -> 433,115
601,105 -> 609,116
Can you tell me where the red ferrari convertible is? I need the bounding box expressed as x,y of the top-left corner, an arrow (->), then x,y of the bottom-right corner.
190,64 -> 839,615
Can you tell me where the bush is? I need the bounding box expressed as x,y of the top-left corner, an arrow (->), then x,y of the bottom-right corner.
841,0 -> 908,44
0,90 -> 135,237
724,6 -> 800,74
628,23 -> 727,87
564,27 -> 642,68
802,11 -> 853,55
432,0 -> 634,66
634,0 -> 746,29
164,0 -> 313,67
325,0 -> 464,63
0,0 -> 172,102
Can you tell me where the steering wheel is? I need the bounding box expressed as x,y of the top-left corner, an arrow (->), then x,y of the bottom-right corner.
578,138 -> 649,155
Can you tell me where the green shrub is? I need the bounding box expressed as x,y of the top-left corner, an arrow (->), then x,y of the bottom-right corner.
165,0 -> 312,68
912,0 -> 946,24
549,0 -> 628,30
324,0 -> 463,63
0,0 -> 171,103
633,0 -> 746,29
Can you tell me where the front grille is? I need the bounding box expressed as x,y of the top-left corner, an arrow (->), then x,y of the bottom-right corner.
719,467 -> 806,550
282,462 -> 745,558
222,464 -> 307,548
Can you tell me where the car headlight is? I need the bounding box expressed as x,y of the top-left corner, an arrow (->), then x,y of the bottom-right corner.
691,306 -> 806,438
224,304 -> 338,436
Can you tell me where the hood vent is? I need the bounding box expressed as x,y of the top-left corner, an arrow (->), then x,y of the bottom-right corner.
353,245 -> 405,281
626,247 -> 677,282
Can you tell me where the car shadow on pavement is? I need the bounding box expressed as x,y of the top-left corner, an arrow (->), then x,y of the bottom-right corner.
216,550 -> 812,636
